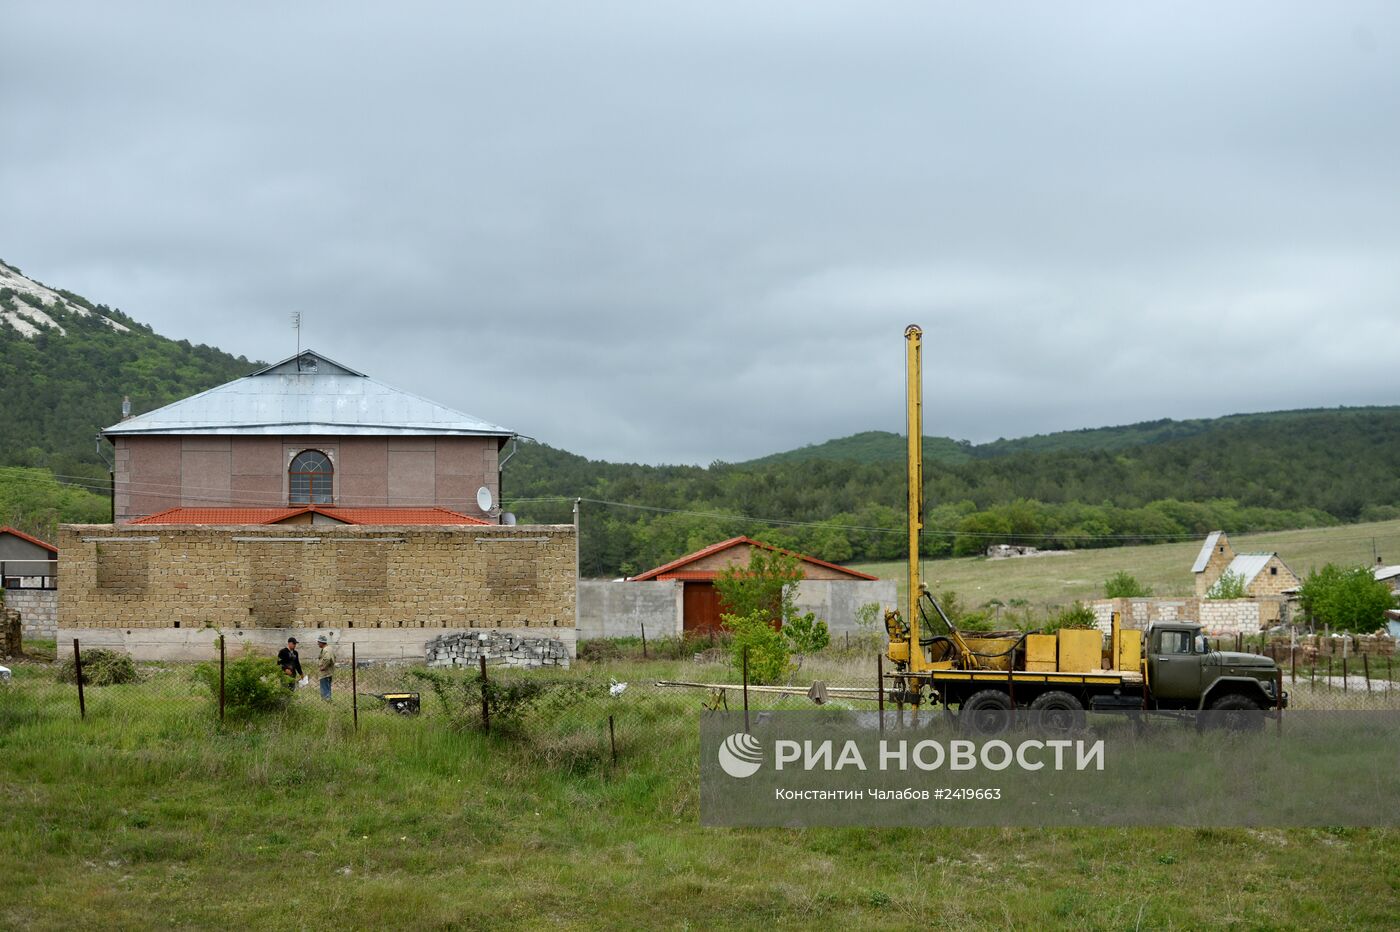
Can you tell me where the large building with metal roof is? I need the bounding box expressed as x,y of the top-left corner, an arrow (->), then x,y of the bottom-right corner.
104,350 -> 517,524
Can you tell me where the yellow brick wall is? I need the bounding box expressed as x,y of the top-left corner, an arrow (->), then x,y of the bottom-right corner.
58,524 -> 576,632
1244,556 -> 1301,597
1194,533 -> 1236,597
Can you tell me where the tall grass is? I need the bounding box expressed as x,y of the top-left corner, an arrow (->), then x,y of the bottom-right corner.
2,656 -> 1398,928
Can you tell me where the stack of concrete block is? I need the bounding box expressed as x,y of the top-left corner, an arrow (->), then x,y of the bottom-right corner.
426,630 -> 570,669
1,608 -> 21,659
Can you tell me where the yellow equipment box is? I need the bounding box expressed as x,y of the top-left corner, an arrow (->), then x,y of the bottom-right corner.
1024,633 -> 1058,672
1117,628 -> 1142,672
1057,628 -> 1102,672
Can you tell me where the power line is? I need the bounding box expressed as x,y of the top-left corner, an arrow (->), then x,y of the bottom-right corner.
2,465 -> 1392,546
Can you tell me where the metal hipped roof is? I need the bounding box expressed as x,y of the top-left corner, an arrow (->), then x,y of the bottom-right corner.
103,350 -> 514,438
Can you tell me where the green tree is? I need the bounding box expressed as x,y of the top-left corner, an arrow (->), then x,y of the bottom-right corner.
1298,563 -> 1396,633
713,548 -> 802,625
783,611 -> 830,673
1104,571 -> 1153,598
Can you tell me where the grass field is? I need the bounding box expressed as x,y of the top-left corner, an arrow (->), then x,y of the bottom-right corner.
3,651 -> 1399,929
851,518 -> 1400,613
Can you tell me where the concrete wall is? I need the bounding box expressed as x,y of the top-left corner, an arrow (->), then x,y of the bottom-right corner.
60,625 -> 572,664
576,578 -> 897,640
793,579 -> 898,634
577,580 -> 681,639
1092,596 -> 1273,636
114,435 -> 502,522
57,523 -> 575,660
3,589 -> 57,639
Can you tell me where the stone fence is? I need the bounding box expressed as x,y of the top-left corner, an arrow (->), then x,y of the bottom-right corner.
57,523 -> 576,661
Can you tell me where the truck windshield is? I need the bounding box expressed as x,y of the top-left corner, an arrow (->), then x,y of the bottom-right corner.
1158,630 -> 1194,653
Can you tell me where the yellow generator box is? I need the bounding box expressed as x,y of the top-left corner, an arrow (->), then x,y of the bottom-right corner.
1118,629 -> 1142,672
1025,634 -> 1057,672
1057,628 -> 1102,672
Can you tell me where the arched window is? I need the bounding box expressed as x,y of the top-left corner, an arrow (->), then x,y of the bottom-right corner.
289,450 -> 333,504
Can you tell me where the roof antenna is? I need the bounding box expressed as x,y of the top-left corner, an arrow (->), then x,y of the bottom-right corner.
292,312 -> 302,370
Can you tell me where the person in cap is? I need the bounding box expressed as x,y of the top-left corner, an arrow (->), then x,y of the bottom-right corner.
316,634 -> 336,701
276,637 -> 303,690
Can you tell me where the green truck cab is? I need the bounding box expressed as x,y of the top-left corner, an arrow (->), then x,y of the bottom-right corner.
1143,622 -> 1286,712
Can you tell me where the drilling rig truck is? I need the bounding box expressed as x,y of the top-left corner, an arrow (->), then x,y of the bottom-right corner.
882,325 -> 1286,733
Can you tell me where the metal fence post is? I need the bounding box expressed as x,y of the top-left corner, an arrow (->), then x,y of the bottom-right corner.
877,651 -> 885,735
1363,651 -> 1371,693
351,642 -> 359,731
218,635 -> 226,722
640,623 -> 647,659
742,646 -> 750,733
608,714 -> 617,766
73,638 -> 86,720
479,655 -> 490,734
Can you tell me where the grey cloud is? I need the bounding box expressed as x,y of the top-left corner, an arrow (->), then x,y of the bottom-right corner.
3,1 -> 1398,463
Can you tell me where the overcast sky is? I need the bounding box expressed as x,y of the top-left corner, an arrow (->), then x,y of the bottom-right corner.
4,2 -> 1398,464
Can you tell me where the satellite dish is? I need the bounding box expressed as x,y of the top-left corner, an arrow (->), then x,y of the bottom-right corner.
502,512 -> 517,526
476,486 -> 494,513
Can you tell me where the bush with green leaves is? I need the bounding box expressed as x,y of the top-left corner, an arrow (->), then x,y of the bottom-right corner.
58,648 -> 139,686
1298,563 -> 1397,633
1104,571 -> 1153,598
1206,569 -> 1248,600
1041,601 -> 1098,633
409,667 -> 605,735
195,655 -> 291,717
721,610 -> 791,685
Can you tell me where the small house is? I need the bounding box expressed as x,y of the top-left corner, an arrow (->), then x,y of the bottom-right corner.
1191,531 -> 1300,598
628,536 -> 879,634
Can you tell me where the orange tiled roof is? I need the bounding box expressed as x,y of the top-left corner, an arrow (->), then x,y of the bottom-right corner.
130,506 -> 490,526
630,535 -> 877,581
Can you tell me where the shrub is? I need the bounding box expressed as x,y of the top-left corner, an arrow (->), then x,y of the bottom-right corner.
1206,570 -> 1248,600
58,649 -> 139,686
1041,602 -> 1097,634
722,610 -> 790,684
409,667 -> 605,735
1104,571 -> 1153,598
195,655 -> 291,717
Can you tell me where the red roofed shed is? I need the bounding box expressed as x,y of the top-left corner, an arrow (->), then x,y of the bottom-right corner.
629,536 -> 877,634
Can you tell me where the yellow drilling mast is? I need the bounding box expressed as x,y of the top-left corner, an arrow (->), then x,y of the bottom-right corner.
904,324 -> 923,658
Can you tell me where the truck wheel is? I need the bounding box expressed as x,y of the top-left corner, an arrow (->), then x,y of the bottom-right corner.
961,689 -> 1013,736
1205,693 -> 1265,732
1029,691 -> 1086,735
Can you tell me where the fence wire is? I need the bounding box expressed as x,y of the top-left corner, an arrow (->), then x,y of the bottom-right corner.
3,634 -> 1399,764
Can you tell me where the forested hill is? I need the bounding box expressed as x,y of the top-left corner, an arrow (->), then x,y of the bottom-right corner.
4,257 -> 1398,578
740,408 -> 1400,464
0,259 -> 260,482
506,406 -> 1400,576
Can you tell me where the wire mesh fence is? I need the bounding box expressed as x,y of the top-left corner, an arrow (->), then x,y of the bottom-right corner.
4,633 -> 1399,760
